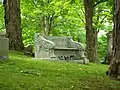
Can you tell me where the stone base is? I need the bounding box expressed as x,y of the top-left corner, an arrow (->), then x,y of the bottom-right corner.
33,58 -> 89,64
33,58 -> 51,60
0,56 -> 8,60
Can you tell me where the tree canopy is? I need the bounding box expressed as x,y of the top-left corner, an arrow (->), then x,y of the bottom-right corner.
0,0 -> 113,60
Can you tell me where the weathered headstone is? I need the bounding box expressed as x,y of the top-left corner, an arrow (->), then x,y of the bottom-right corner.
102,31 -> 113,64
107,31 -> 113,64
0,32 -> 9,60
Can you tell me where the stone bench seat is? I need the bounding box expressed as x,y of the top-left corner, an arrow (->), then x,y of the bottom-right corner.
54,47 -> 79,50
34,33 -> 89,64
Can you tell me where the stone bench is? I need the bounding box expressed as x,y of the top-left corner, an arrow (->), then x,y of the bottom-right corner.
34,33 -> 89,64
0,32 -> 9,60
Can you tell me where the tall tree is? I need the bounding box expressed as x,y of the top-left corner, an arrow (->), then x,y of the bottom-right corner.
84,0 -> 109,63
84,0 -> 97,62
3,0 -> 24,51
107,0 -> 120,80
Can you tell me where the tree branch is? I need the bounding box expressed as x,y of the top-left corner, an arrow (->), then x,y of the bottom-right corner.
76,12 -> 85,23
76,7 -> 85,23
93,0 -> 108,7
100,15 -> 107,24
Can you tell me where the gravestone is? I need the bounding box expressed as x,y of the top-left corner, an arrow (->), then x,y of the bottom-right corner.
106,31 -> 113,64
0,32 -> 9,60
102,31 -> 113,64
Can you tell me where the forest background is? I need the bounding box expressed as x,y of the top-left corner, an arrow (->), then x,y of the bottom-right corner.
0,0 -> 113,60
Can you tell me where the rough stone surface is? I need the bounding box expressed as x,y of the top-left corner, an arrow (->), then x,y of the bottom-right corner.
24,45 -> 34,57
0,32 -> 6,38
34,33 -> 89,64
0,33 -> 9,60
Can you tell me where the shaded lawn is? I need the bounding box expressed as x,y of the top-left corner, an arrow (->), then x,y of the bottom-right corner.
0,51 -> 120,90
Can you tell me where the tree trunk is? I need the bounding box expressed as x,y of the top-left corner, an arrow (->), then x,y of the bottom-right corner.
41,15 -> 53,36
107,0 -> 120,80
41,16 -> 45,35
3,0 -> 24,51
46,15 -> 53,35
94,29 -> 99,63
84,0 -> 98,63
46,16 -> 50,35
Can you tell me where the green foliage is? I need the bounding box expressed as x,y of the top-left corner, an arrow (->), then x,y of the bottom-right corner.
0,51 -> 120,90
21,0 -> 86,45
0,3 -> 5,31
0,0 -> 113,59
98,35 -> 107,60
93,1 -> 113,32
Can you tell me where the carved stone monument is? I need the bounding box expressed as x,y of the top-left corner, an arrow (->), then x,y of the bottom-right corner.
34,33 -> 89,64
0,32 -> 9,60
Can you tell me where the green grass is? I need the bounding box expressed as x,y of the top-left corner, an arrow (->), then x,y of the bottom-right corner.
0,51 -> 120,90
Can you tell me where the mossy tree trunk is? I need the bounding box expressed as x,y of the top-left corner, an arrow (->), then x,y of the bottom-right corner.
84,0 -> 99,63
107,0 -> 120,80
3,0 -> 24,51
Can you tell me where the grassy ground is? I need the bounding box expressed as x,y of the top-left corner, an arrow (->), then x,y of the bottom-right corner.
0,51 -> 120,90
